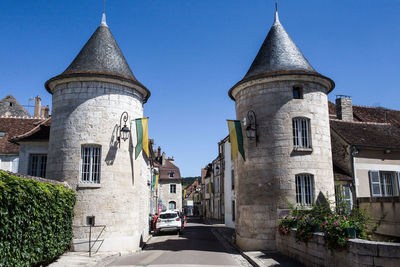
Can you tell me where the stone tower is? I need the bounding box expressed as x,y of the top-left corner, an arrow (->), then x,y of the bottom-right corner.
45,14 -> 151,252
229,10 -> 335,250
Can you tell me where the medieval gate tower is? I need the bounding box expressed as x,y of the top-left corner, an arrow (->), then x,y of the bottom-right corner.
45,14 -> 151,251
229,10 -> 335,250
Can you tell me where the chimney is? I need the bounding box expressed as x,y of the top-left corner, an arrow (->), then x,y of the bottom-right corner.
168,156 -> 175,164
157,146 -> 161,158
162,152 -> 166,165
336,95 -> 353,121
34,96 -> 41,117
43,105 -> 50,118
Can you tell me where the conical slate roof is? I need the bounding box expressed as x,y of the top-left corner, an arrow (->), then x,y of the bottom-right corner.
244,11 -> 315,79
46,14 -> 150,102
229,10 -> 334,99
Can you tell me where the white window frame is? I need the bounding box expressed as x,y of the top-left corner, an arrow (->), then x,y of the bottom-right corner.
369,170 -> 398,197
80,145 -> 101,184
170,184 -> 176,194
293,117 -> 311,149
295,174 -> 314,206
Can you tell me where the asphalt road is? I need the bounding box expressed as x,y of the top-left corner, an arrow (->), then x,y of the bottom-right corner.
108,217 -> 251,267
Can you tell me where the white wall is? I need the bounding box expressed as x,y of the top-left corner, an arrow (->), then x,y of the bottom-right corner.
0,155 -> 19,172
18,142 -> 48,176
223,140 -> 235,228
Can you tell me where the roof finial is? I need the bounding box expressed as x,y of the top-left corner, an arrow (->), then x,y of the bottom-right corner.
101,0 -> 108,27
274,0 -> 280,24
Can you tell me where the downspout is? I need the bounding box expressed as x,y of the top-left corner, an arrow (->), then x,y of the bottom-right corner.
351,145 -> 359,203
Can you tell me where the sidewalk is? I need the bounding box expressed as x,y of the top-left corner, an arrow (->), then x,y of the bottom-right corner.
211,223 -> 303,267
48,251 -> 122,267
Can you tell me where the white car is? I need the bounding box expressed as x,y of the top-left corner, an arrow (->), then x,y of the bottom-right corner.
155,211 -> 182,234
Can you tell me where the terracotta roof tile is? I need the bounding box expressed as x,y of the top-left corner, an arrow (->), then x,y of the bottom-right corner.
330,119 -> 400,149
155,159 -> 182,181
0,117 -> 44,154
9,117 -> 51,143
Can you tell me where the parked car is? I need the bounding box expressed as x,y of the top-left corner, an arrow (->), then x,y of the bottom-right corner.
171,209 -> 186,230
155,211 -> 182,235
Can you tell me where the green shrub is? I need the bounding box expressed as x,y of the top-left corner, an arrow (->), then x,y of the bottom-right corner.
0,171 -> 76,266
278,215 -> 298,235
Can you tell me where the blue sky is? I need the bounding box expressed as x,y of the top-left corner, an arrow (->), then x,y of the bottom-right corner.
1,0 -> 399,177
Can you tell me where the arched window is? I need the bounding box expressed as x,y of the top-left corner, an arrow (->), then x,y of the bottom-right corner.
292,117 -> 311,149
295,174 -> 314,205
168,201 -> 176,210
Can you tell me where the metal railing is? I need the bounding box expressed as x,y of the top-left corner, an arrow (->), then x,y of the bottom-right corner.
73,225 -> 106,257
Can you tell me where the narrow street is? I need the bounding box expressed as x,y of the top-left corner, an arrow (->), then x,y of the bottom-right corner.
108,217 -> 252,267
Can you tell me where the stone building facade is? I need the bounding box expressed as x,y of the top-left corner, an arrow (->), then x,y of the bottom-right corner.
154,148 -> 182,211
44,15 -> 152,252
229,10 -> 335,250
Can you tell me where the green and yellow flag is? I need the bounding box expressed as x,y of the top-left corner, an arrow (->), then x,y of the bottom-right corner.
227,120 -> 245,161
151,174 -> 156,189
154,174 -> 159,190
135,118 -> 149,159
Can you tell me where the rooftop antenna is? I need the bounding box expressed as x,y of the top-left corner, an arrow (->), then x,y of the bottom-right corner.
101,0 -> 108,26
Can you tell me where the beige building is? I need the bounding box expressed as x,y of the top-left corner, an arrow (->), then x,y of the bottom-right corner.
154,148 -> 182,212
330,97 -> 400,239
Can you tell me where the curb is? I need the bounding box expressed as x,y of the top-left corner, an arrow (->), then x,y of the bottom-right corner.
212,227 -> 259,267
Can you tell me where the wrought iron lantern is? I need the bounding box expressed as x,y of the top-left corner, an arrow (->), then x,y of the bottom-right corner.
117,111 -> 130,147
245,110 -> 258,144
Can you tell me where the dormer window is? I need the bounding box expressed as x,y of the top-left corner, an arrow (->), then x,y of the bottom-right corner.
293,86 -> 303,99
169,172 -> 174,178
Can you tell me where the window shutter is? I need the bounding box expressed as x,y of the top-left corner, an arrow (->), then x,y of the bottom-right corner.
397,172 -> 400,196
369,171 -> 381,197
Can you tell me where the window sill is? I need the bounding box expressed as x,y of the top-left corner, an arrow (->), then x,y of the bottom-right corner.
293,147 -> 313,153
77,183 -> 102,189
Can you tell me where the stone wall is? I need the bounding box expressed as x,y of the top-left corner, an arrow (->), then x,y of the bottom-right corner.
276,231 -> 400,267
158,179 -> 182,211
232,76 -> 335,250
359,197 -> 400,238
46,80 -> 150,252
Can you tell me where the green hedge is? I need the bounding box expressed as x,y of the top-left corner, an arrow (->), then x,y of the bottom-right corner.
0,171 -> 76,266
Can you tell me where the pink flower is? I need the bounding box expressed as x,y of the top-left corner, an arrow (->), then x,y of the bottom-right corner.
343,216 -> 347,220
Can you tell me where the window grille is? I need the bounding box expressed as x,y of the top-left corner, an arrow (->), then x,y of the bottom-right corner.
28,154 -> 47,178
293,118 -> 311,149
169,201 -> 176,210
170,184 -> 176,193
295,174 -> 314,205
81,145 -> 101,183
